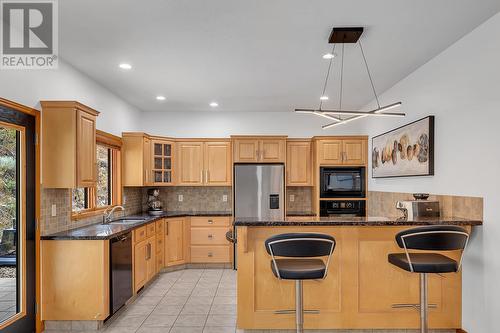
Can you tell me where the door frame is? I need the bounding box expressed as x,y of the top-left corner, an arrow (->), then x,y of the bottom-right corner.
0,98 -> 41,333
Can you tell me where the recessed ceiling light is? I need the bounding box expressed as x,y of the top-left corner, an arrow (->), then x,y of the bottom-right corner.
119,63 -> 132,70
322,53 -> 335,59
156,95 -> 166,101
209,102 -> 219,107
320,96 -> 329,100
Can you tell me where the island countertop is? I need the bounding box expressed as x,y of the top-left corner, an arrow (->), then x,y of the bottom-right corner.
233,216 -> 482,227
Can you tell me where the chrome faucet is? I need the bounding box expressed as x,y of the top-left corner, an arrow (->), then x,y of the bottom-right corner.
103,205 -> 125,224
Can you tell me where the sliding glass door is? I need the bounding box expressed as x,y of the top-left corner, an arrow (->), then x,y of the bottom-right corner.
0,103 -> 36,333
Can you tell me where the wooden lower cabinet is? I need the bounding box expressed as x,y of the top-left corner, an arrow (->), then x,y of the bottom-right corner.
237,226 -> 466,330
190,216 -> 231,263
165,218 -> 189,266
156,219 -> 165,272
134,225 -> 157,293
41,240 -> 110,320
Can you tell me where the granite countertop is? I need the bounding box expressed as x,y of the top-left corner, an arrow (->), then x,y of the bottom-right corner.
41,211 -> 232,240
233,216 -> 483,227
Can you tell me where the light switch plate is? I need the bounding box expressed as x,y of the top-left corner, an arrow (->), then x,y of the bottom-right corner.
51,204 -> 57,217
178,194 -> 183,202
289,194 -> 295,202
222,195 -> 228,202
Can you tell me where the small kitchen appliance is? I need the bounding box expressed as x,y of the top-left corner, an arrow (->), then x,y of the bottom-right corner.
396,193 -> 440,219
320,167 -> 366,198
147,188 -> 164,216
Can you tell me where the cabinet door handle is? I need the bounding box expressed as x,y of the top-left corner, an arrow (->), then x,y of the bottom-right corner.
208,219 -> 214,224
208,234 -> 213,239
166,223 -> 169,235
206,170 -> 209,183
201,170 -> 204,183
208,252 -> 213,257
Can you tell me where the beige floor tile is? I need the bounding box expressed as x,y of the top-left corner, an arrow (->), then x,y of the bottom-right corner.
213,296 -> 237,305
180,303 -> 211,315
169,327 -> 204,333
174,314 -> 208,327
210,304 -> 237,315
141,313 -> 177,327
186,296 -> 214,305
152,303 -> 184,315
205,314 -> 237,327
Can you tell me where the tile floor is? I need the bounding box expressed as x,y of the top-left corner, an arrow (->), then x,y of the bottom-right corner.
105,268 -> 237,333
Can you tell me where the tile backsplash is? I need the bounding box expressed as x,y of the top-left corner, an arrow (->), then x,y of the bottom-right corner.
286,187 -> 313,213
41,187 -> 143,236
368,190 -> 483,219
141,186 -> 232,212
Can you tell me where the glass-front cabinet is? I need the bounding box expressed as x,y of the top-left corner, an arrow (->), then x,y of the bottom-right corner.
152,139 -> 174,185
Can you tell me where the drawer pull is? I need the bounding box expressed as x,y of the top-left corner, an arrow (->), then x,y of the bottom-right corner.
208,252 -> 213,257
208,219 -> 214,224
208,234 -> 213,239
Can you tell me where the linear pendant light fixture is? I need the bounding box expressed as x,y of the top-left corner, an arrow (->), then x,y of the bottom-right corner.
295,27 -> 404,129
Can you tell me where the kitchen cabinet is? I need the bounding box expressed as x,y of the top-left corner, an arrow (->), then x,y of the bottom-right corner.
286,140 -> 312,186
41,101 -> 99,188
152,139 -> 174,185
41,240 -> 109,320
316,137 -> 367,166
176,140 -> 231,186
165,218 -> 189,266
133,225 -> 156,292
156,219 -> 165,271
190,216 -> 231,263
233,137 -> 286,163
122,133 -> 154,186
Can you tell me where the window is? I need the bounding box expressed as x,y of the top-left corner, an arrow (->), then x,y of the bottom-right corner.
72,131 -> 122,218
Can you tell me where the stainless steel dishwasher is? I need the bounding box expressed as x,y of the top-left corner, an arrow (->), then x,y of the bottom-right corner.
110,232 -> 133,315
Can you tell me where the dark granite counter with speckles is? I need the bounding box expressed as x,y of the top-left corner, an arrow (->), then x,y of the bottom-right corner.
233,216 -> 482,227
41,211 -> 232,240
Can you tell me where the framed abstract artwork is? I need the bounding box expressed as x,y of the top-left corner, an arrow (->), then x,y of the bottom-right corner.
372,116 -> 434,178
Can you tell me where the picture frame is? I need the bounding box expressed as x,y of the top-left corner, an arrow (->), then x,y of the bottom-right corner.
372,116 -> 434,178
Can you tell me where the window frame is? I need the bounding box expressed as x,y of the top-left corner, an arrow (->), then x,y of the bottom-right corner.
71,130 -> 122,220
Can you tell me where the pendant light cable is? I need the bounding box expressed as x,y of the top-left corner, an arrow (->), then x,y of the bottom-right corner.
359,40 -> 380,109
339,42 -> 345,111
319,44 -> 336,110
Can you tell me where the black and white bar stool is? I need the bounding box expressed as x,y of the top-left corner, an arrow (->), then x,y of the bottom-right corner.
265,233 -> 335,333
388,225 -> 469,333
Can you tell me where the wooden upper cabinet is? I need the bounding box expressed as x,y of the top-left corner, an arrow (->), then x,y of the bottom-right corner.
286,140 -> 312,186
343,139 -> 366,165
122,133 -> 155,186
176,142 -> 204,185
205,141 -> 231,186
233,139 -> 259,162
151,139 -> 174,186
260,139 -> 285,162
41,101 -> 99,188
316,137 -> 367,166
177,140 -> 231,186
317,139 -> 343,165
233,137 -> 286,163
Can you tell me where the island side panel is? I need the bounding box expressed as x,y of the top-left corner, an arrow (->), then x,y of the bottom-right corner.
236,225 -> 463,330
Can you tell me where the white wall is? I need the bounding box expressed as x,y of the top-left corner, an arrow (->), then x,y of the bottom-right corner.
357,12 -> 500,332
0,60 -> 141,135
140,110 -> 363,138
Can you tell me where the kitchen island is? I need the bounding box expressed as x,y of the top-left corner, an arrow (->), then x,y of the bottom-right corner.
234,217 -> 481,331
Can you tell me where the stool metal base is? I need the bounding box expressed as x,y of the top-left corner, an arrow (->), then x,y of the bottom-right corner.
296,280 -> 303,333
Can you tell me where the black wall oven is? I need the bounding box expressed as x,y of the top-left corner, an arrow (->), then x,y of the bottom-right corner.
320,167 -> 365,198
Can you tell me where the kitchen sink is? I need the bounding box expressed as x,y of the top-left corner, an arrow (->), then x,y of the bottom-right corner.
108,218 -> 147,225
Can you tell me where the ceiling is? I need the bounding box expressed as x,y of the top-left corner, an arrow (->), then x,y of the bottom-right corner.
59,0 -> 500,113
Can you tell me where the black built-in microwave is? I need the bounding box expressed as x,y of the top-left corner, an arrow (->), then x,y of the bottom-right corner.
320,167 -> 366,198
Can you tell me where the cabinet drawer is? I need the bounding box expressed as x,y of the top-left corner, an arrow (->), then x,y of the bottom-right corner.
190,216 -> 231,227
191,228 -> 229,245
146,223 -> 156,237
156,219 -> 164,234
190,246 -> 230,263
135,226 -> 147,243
156,236 -> 164,253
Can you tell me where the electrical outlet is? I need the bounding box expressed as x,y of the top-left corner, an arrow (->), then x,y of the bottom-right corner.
178,194 -> 183,202
289,194 -> 295,202
222,195 -> 228,202
51,204 -> 57,217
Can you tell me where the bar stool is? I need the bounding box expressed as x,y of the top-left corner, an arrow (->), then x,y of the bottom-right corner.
265,233 -> 335,333
388,225 -> 469,333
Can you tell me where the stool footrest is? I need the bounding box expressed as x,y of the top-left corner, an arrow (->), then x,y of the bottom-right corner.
274,309 -> 320,314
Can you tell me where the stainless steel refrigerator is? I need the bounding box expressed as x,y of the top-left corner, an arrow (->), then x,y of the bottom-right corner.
234,164 -> 285,221
233,164 -> 284,268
